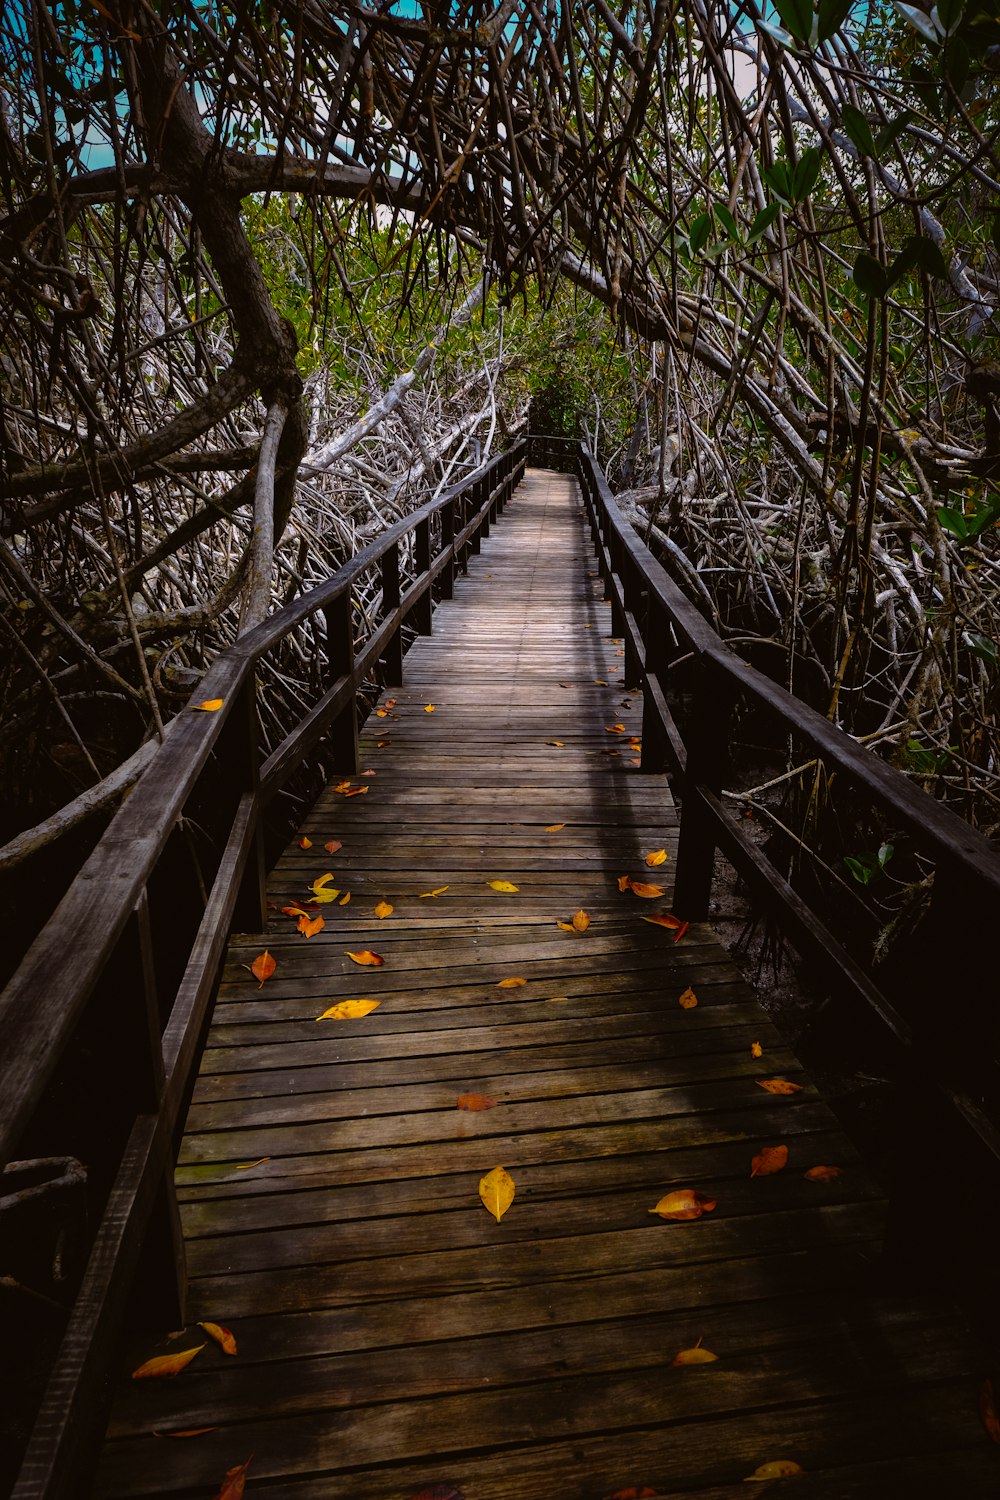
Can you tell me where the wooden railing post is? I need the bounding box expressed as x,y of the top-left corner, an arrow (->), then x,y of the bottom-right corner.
225,678 -> 267,935
381,540 -> 404,683
440,498 -> 455,599
325,591 -> 360,773
414,517 -> 433,634
469,478 -> 483,554
672,665 -> 733,920
641,595 -> 670,774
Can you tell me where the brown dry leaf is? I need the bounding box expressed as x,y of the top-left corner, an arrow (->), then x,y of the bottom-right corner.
419,885 -> 450,897
132,1345 -> 205,1380
479,1165 -> 515,1222
617,874 -> 632,892
324,839 -> 342,854
751,1041 -> 763,1058
756,1078 -> 804,1096
644,849 -> 668,867
248,951 -> 275,988
980,1378 -> 1000,1444
194,698 -> 223,712
298,836 -> 313,850
743,1460 -> 805,1481
649,1189 -> 717,1221
627,880 -> 666,899
346,949 -> 383,966
498,976 -> 527,988
606,722 -> 626,733
374,901 -> 393,919
671,1343 -> 718,1366
424,703 -> 436,713
678,986 -> 698,1010
316,998 -> 381,1020
572,909 -> 591,932
211,1457 -> 253,1500
545,823 -> 566,832
751,1144 -> 789,1177
804,1165 -> 843,1182
198,1321 -> 237,1356
457,1094 -> 499,1111
487,879 -> 519,892
297,914 -> 325,939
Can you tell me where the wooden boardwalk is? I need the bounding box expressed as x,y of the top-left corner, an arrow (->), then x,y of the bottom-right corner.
97,471 -> 995,1499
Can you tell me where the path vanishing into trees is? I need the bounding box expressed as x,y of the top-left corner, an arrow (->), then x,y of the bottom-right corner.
92,470 -> 995,1500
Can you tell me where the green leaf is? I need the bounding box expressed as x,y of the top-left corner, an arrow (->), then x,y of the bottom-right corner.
936,0 -> 965,33
817,0 -> 854,39
887,234 -> 950,288
762,161 -> 793,206
877,842 -> 894,867
792,146 -> 824,201
966,631 -> 998,664
937,504 -> 969,537
844,855 -> 875,885
747,203 -> 781,243
689,212 -> 713,254
714,202 -> 739,241
841,103 -> 876,157
874,110 -> 913,155
773,0 -> 814,40
893,1 -> 941,42
944,34 -> 971,91
853,251 -> 887,298
756,16 -> 795,44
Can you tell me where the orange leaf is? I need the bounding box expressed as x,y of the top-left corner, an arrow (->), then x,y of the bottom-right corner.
249,951 -> 275,987
424,703 -> 436,713
377,739 -> 391,747
751,1144 -> 788,1177
617,874 -> 632,892
194,698 -> 223,712
678,986 -> 698,1009
572,909 -> 591,932
281,905 -> 312,919
211,1456 -> 253,1500
644,849 -> 668,867
385,697 -> 397,708
606,722 -> 626,733
312,872 -> 336,890
671,1345 -> 718,1366
316,998 -> 380,1020
649,1189 -> 717,1221
375,708 -> 389,718
672,920 -> 689,943
457,1093 -> 499,1111
756,1078 -> 804,1096
628,881 -> 665,899
744,1460 -> 805,1480
132,1345 -> 205,1380
297,914 -> 324,939
346,949 -> 383,966
804,1164 -> 843,1182
339,891 -> 351,905
544,823 -> 566,832
298,836 -> 313,849
751,1041 -> 763,1058
343,785 -> 368,797
640,911 -> 681,928
556,921 -> 575,932
498,976 -> 526,988
324,839 -> 343,853
374,901 -> 393,919
198,1321 -> 237,1356
980,1378 -> 1000,1444
419,885 -> 449,897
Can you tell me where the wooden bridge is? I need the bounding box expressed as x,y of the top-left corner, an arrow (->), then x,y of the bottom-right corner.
2,444 -> 1000,1498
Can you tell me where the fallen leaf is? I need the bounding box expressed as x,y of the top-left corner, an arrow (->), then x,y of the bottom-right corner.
479,1165 -> 515,1222
487,879 -> 519,892
804,1164 -> 843,1182
594,678 -> 608,685
342,785 -> 368,797
420,885 -> 450,897
310,887 -> 340,904
333,780 -> 351,792
546,739 -> 565,747
678,986 -> 698,1009
339,891 -> 351,905
132,1345 -> 206,1380
153,1427 -> 219,1438
298,836 -> 313,849
751,1144 -> 788,1177
457,1094 -> 499,1111
375,707 -> 389,718
385,697 -> 397,709
629,757 -> 642,766
756,1078 -> 804,1096
546,996 -> 571,1002
498,976 -> 526,988
751,1041 -> 763,1058
649,1189 -> 717,1221
297,913 -> 325,939
425,703 -> 436,713
312,872 -> 336,891
374,901 -> 393,919
673,921 -> 689,943
198,1321 -> 237,1356
194,698 -> 223,712
617,874 -> 632,892
644,849 -> 668,866
671,1345 -> 718,1366
408,1486 -> 466,1500
544,823 -> 566,832
377,739 -> 390,748
346,949 -> 383,966
606,749 -> 621,757
324,839 -> 342,854
211,1456 -> 253,1500
281,904 -> 312,919
234,1158 -> 270,1170
361,768 -> 377,776
248,951 -> 275,987
640,910 -> 681,928
980,1378 -> 1000,1444
606,722 -> 626,733
743,1460 -> 804,1480
316,998 -> 381,1020
628,881 -> 666,899
572,909 -> 591,932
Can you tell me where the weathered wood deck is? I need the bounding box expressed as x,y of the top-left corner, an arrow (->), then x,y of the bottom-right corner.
97,471 -> 996,1498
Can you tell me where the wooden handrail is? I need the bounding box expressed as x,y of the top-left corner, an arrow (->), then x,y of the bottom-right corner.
0,439 -> 525,1498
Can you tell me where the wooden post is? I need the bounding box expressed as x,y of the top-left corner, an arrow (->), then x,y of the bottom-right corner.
381,540 -> 404,684
226,677 -> 267,935
325,591 -> 359,773
641,595 -> 670,774
624,575 -> 645,691
414,517 -> 433,634
470,478 -> 483,554
441,498 -> 455,600
672,664 -> 732,920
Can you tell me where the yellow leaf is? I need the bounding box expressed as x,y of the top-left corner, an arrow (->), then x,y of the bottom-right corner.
298,836 -> 313,849
644,849 -> 668,866
678,986 -> 698,1009
546,739 -> 565,747
419,885 -> 450,897
628,881 -> 665,899
248,950 -> 275,987
234,1157 -> 270,1170
198,1321 -> 237,1356
193,698 -> 223,712
479,1165 -> 515,1222
488,880 -> 519,892
606,722 -> 626,733
310,887 -> 339,904
756,1077 -> 804,1096
132,1345 -> 206,1380
751,1144 -> 788,1177
572,909 -> 591,932
312,872 -> 336,891
424,703 -> 436,713
594,678 -> 608,685
498,976 -> 526,988
744,1460 -> 805,1481
751,1041 -> 763,1058
649,1189 -> 717,1221
671,1345 -> 718,1366
374,901 -> 394,919
339,891 -> 351,905
346,949 -> 383,966
316,998 -> 381,1020
544,823 -> 566,832
546,996 -> 571,1002
556,921 -> 575,932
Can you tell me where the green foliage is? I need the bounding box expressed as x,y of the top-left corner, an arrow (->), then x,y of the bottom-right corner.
844,842 -> 894,885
